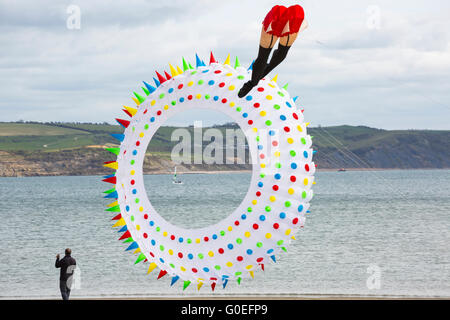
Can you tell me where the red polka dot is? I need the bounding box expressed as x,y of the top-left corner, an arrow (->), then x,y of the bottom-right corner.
204,236 -> 209,242
272,141 -> 278,147
178,84 -> 183,89
256,191 -> 261,197
272,185 -> 279,191
293,218 -> 299,224
214,70 -> 221,74
192,268 -> 198,273
284,126 -> 290,132
130,180 -> 135,185
178,252 -> 183,258
170,235 -> 175,240
221,98 -> 227,103
248,120 -> 253,125
123,150 -> 127,155
253,103 -> 260,108
253,224 -> 259,230
256,257 -> 263,263
257,87 -> 264,92
260,154 -> 265,159
290,176 -> 296,182
136,141 -> 140,146
143,233 -> 148,238
149,252 -> 155,258
234,220 -> 240,226
156,110 -> 162,115
143,214 -> 148,219
218,248 -> 224,254
305,164 -> 310,172
293,113 -> 298,120
143,109 -> 148,114
219,82 -> 225,87
188,95 -> 193,100
273,223 -> 279,229
237,256 -> 243,262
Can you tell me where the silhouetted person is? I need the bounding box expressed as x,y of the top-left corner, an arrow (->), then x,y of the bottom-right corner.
55,248 -> 76,300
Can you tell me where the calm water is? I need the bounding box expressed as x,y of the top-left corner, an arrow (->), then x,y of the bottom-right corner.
0,170 -> 449,298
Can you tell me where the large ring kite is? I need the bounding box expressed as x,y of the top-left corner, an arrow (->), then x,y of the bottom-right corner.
102,53 -> 315,291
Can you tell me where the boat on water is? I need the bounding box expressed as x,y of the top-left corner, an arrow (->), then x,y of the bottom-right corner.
338,168 -> 347,172
172,166 -> 183,184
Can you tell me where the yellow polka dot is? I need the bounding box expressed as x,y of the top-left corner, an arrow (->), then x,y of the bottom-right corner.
225,73 -> 233,76
287,137 -> 294,144
268,83 -> 275,88
252,127 -> 258,132
244,231 -> 251,238
259,111 -> 266,116
168,249 -> 173,255
130,170 -> 135,175
297,125 -> 303,132
164,105 -> 169,110
196,94 -> 201,99
270,196 -> 276,202
139,132 -> 144,138
285,229 -> 291,235
246,265 -> 253,270
180,266 -> 186,271
136,225 -> 140,230
208,251 -> 214,257
266,95 -> 272,100
251,199 -> 257,205
226,262 -> 233,267
195,238 -> 201,243
229,85 -> 235,90
229,101 -> 235,107
163,231 -> 168,237
265,233 -> 272,239
188,81 -> 194,86
304,178 -> 309,186
274,151 -> 280,157
227,226 -> 233,231
260,163 -> 266,168
288,188 -> 294,195
151,100 -> 156,106
139,206 -> 143,212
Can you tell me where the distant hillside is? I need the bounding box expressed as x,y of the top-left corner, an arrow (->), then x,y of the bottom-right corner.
0,122 -> 449,177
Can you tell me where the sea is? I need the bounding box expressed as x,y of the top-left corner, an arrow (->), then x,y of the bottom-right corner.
0,170 -> 449,299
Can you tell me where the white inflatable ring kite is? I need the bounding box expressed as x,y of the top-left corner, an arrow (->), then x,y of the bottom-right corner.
103,53 -> 315,291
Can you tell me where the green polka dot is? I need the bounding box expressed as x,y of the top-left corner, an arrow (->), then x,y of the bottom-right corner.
236,107 -> 241,112
205,94 -> 210,99
290,150 -> 296,156
156,227 -> 160,232
277,240 -> 284,245
256,242 -> 263,248
198,253 -> 204,259
198,80 -> 204,85
247,207 -> 253,213
275,163 -> 281,168
170,263 -> 175,268
274,104 -> 280,110
256,136 -> 260,142
265,206 -> 271,212
302,191 -> 307,199
235,271 -> 242,276
130,215 -> 134,222
159,93 -> 165,99
236,238 -> 242,244
144,124 -> 149,130
277,91 -> 285,97
215,265 -> 221,270
265,120 -> 272,126
130,160 -> 135,165
187,238 -> 192,244
285,201 -> 291,207
220,231 -> 225,236
171,100 -> 176,106
132,127 -> 135,132
135,198 -> 139,203
191,71 -> 197,75
301,137 -> 306,144
159,245 -> 164,251
260,173 -> 266,178
237,75 -> 244,80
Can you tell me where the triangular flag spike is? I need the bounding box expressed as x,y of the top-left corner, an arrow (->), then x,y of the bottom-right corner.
103,173 -> 115,179
271,74 -> 278,82
124,106 -> 137,117
164,71 -> 172,80
211,282 -> 216,291
123,237 -> 134,243
106,205 -> 120,212
195,53 -> 202,68
143,81 -> 156,94
282,83 -> 289,90
305,122 -> 310,127
131,97 -> 140,106
234,56 -> 241,69
197,281 -> 203,291
111,213 -> 121,221
126,242 -> 139,251
153,77 -> 160,87
182,57 -> 189,71
116,118 -> 130,128
104,191 -> 118,199
104,161 -> 119,170
147,262 -> 157,274
291,235 -> 297,240
222,279 -> 228,289
103,187 -> 116,194
293,96 -> 299,102
133,248 -> 141,254
141,87 -> 150,97
122,108 -> 132,117
260,264 -> 265,271
107,200 -> 118,208
157,270 -> 168,280
169,64 -> 178,77
270,255 -> 276,262
249,271 -> 254,278
170,276 -> 180,286
223,54 -> 231,66
119,230 -> 131,240
110,133 -> 124,142
188,62 -> 194,70
112,218 -> 126,228
248,60 -> 255,71
176,66 -> 183,74
183,280 -> 191,290
133,91 -> 145,104
118,225 -> 127,233
134,253 -> 146,264
102,176 -> 117,184
209,51 -> 217,64
106,147 -> 120,156
155,71 -> 166,84
237,277 -> 242,285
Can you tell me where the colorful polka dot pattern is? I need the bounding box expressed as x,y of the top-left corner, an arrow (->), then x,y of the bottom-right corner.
107,57 -> 315,290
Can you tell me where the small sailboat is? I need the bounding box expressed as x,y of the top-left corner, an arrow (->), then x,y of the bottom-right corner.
338,168 -> 347,172
172,166 -> 183,184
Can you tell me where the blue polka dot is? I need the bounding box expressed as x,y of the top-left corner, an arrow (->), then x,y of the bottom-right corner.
275,173 -> 281,180
298,205 -> 304,212
179,97 -> 185,103
208,80 -> 215,85
269,130 -> 275,136
132,150 -> 137,155
279,212 -> 286,219
241,214 -> 247,220
259,215 -> 266,221
291,163 -> 298,169
212,234 -> 218,240
203,267 -> 210,272
246,249 -> 253,255
280,115 -> 286,121
286,102 -> 292,108
213,96 -> 219,101
227,243 -> 234,250
168,88 -> 174,93
258,145 -> 263,150
243,113 -> 248,118
178,237 -> 184,243
303,151 -> 308,158
159,258 -> 165,263
150,117 -> 155,122
246,95 -> 253,101
258,182 -> 263,187
188,253 -> 194,260
151,239 -> 156,245
132,189 -> 137,194
267,249 -> 274,254
149,221 -> 154,226
126,206 -> 130,211
202,69 -> 209,73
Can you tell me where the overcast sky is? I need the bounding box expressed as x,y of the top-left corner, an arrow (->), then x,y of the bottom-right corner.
0,0 -> 449,129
